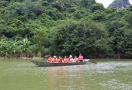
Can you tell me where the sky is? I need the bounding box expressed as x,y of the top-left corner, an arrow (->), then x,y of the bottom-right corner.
96,0 -> 132,8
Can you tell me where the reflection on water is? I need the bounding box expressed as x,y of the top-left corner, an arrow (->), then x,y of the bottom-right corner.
45,61 -> 132,90
0,60 -> 132,90
47,65 -> 87,90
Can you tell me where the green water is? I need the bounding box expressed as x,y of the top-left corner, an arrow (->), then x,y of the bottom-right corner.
0,59 -> 132,90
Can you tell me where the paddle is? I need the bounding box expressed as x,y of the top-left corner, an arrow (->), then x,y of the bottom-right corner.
89,61 -> 97,64
84,59 -> 97,64
89,60 -> 97,64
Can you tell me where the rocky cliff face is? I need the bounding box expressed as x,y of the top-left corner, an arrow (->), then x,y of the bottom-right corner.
108,0 -> 131,9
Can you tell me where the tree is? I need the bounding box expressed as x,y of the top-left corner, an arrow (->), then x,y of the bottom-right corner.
10,2 -> 27,16
81,0 -> 96,8
33,27 -> 49,55
52,20 -> 110,58
122,28 -> 132,58
106,20 -> 129,59
91,3 -> 104,12
92,10 -> 105,21
127,13 -> 132,27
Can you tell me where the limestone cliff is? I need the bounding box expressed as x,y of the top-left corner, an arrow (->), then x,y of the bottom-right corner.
108,0 -> 131,9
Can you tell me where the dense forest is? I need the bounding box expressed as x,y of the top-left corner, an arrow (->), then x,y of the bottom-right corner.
0,0 -> 132,59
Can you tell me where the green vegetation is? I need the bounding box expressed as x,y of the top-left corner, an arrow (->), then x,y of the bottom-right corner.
0,0 -> 132,59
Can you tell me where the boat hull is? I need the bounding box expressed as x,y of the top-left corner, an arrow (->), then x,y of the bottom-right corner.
31,60 -> 89,67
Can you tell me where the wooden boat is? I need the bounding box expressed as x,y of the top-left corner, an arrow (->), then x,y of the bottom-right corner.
31,59 -> 89,67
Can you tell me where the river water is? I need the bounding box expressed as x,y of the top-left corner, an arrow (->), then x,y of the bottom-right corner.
0,59 -> 132,90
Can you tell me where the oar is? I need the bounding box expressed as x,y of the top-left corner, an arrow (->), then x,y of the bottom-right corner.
87,59 -> 97,64
89,61 -> 97,64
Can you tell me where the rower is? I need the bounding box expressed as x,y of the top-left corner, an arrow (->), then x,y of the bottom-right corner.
53,56 -> 58,63
74,55 -> 78,62
78,53 -> 83,62
63,56 -> 67,63
58,56 -> 63,63
47,56 -> 53,63
69,55 -> 75,62
64,56 -> 69,63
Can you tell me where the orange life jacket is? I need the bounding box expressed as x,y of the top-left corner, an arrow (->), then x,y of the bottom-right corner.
64,58 -> 70,63
67,58 -> 70,63
76,59 -> 80,62
53,58 -> 57,63
64,58 -> 67,63
47,57 -> 53,62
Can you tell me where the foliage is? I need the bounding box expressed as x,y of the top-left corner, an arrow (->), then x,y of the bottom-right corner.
52,20 -> 110,58
0,36 -> 33,58
0,0 -> 132,58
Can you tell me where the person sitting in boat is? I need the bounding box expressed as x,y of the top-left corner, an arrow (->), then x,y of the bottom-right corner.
74,55 -> 78,62
78,53 -> 83,62
53,56 -> 58,63
69,55 -> 75,62
64,56 -> 70,63
58,56 -> 63,63
63,56 -> 67,63
47,56 -> 53,63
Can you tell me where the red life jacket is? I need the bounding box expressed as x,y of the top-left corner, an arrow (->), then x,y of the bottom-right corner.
58,58 -> 63,63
